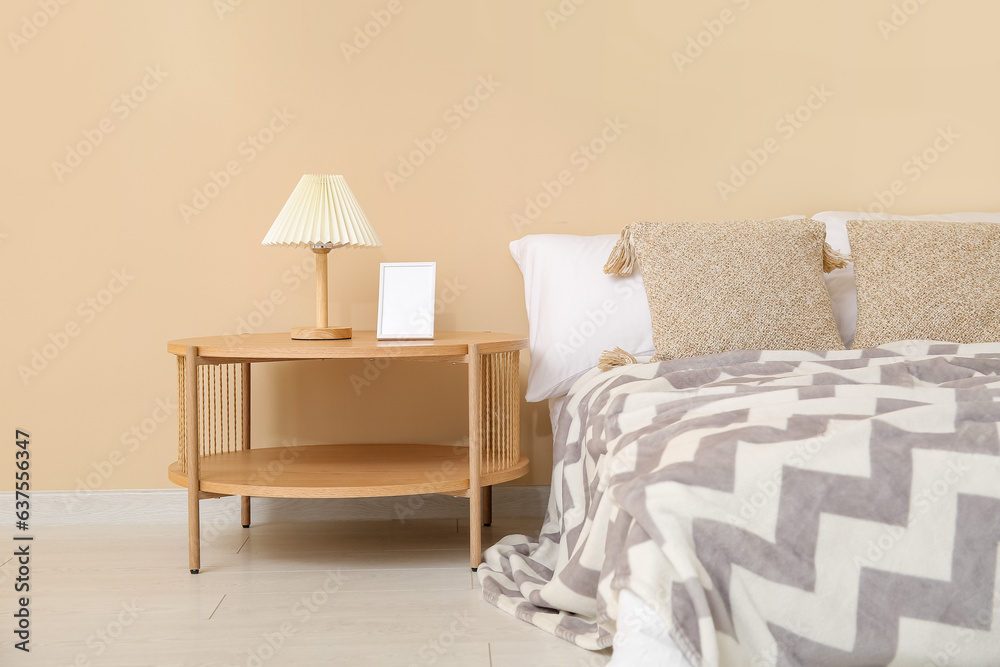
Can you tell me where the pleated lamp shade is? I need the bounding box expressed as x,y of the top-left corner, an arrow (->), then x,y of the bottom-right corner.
263,174 -> 380,340
262,174 -> 381,248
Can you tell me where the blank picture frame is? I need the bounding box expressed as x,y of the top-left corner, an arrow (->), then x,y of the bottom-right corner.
377,262 -> 437,340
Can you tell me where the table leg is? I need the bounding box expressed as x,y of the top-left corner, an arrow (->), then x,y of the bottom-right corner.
468,344 -> 482,571
483,486 -> 492,527
185,346 -> 201,574
240,362 -> 251,529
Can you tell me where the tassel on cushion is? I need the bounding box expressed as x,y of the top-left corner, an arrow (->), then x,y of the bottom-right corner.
823,242 -> 851,273
599,347 -> 637,371
603,226 -> 636,276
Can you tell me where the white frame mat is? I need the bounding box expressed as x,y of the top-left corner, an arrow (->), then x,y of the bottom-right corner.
376,261 -> 437,340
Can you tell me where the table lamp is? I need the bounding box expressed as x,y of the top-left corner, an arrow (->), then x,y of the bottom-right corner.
262,174 -> 381,340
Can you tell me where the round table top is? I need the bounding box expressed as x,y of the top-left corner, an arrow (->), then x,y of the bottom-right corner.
167,331 -> 527,360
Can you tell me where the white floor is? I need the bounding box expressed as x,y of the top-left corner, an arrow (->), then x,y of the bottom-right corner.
0,516 -> 612,666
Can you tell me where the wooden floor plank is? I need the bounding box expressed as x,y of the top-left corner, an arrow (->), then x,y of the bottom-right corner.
0,517 -> 605,667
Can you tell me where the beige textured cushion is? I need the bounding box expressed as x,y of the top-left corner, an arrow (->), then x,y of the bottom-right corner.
848,219 -> 1000,348
614,219 -> 844,362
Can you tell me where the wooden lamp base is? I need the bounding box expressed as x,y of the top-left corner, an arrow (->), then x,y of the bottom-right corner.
291,247 -> 352,340
291,326 -> 352,340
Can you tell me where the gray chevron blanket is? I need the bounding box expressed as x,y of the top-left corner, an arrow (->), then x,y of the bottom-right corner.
479,340 -> 1000,666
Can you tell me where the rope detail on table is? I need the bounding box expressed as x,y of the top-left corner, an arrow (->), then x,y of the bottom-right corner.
179,352 -> 518,475
177,360 -> 246,474
480,350 -> 519,474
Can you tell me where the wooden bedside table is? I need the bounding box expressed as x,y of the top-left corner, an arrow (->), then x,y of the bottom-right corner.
166,331 -> 529,573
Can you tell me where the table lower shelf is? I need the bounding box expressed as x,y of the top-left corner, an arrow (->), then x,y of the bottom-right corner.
167,444 -> 529,498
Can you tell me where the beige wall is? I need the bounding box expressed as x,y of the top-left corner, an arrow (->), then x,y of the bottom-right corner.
4,0 -> 998,493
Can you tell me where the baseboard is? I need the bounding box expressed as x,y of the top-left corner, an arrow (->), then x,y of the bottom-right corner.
4,486 -> 550,526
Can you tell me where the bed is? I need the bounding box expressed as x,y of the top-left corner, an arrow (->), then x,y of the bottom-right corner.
478,212 -> 1000,667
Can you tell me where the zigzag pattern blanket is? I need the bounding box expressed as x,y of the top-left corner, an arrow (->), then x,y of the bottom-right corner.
478,341 -> 1000,666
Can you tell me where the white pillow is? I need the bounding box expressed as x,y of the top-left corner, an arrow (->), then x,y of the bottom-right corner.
510,234 -> 655,402
811,211 -> 1000,348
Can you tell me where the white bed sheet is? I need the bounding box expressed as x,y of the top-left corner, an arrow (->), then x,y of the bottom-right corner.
609,590 -> 693,667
